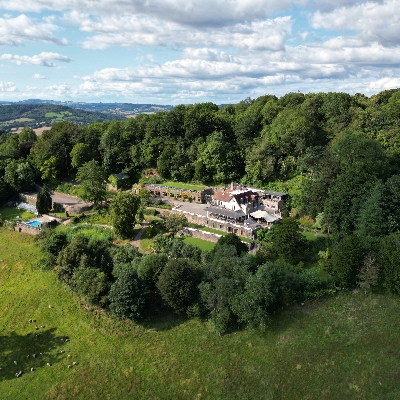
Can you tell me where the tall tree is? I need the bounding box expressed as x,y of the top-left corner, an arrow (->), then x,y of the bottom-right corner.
156,258 -> 200,312
110,191 -> 139,239
36,185 -> 52,215
268,217 -> 307,264
76,160 -> 107,207
109,267 -> 147,321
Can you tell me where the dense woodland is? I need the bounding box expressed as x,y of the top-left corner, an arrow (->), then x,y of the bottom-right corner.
1,89 -> 400,332
0,104 -> 125,130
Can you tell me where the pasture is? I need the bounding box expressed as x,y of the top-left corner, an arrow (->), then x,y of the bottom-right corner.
1,228 -> 400,399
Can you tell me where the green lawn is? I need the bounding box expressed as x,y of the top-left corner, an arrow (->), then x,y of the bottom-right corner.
162,181 -> 206,191
0,207 -> 36,221
1,228 -> 400,399
182,236 -> 216,251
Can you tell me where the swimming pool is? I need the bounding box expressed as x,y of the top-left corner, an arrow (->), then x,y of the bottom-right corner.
26,220 -> 41,228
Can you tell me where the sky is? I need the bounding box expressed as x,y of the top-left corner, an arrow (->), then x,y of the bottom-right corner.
0,0 -> 399,104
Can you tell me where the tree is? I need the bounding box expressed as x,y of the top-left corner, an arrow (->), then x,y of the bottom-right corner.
76,160 -> 107,207
356,180 -> 387,238
214,233 -> 248,256
36,185 -> 52,215
70,143 -> 95,169
3,159 -> 35,192
268,218 -> 307,264
137,253 -> 168,287
110,191 -> 139,238
377,233 -> 400,295
357,252 -> 380,294
327,235 -> 364,288
109,267 -> 147,321
73,267 -> 110,306
164,213 -> 188,234
157,258 -> 200,312
40,156 -> 59,184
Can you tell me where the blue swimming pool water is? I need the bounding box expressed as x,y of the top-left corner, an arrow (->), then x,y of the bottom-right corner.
27,220 -> 41,227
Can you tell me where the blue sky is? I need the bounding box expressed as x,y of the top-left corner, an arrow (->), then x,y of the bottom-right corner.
0,0 -> 399,104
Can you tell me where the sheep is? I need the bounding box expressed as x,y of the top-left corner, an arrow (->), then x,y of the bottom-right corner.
32,354 -> 36,358
46,363 -> 51,367
28,319 -> 32,323
67,365 -> 71,369
41,325 -> 45,328
67,354 -> 72,359
14,361 -> 17,365
60,350 -> 65,354
30,367 -> 34,372
72,362 -> 78,365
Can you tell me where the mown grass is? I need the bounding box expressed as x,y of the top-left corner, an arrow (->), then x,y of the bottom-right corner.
182,237 -> 216,252
0,207 -> 36,221
1,228 -> 400,399
162,181 -> 206,191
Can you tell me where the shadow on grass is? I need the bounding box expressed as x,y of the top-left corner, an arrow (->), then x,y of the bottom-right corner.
0,328 -> 66,381
141,309 -> 189,332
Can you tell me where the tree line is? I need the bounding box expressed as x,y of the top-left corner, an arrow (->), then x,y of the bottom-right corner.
2,89 -> 400,308
36,229 -> 334,334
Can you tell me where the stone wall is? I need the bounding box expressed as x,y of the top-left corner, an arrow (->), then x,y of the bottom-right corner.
19,192 -> 37,206
14,223 -> 40,235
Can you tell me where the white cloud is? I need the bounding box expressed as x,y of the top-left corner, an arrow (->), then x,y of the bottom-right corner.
33,74 -> 47,79
0,14 -> 67,46
1,52 -> 71,67
0,81 -> 17,92
311,0 -> 400,46
368,77 -> 400,91
1,0 -> 300,26
77,15 -> 292,51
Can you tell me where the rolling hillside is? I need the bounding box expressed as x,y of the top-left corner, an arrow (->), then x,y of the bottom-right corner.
0,104 -> 125,131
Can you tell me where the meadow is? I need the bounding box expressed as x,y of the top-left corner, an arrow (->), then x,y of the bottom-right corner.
1,228 -> 400,399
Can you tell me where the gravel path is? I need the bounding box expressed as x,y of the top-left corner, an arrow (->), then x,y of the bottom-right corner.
131,224 -> 148,251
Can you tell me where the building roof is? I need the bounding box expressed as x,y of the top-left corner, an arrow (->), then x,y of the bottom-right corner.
205,205 -> 245,219
213,189 -> 234,202
250,210 -> 280,222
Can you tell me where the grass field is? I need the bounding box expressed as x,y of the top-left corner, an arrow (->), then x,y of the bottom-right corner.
0,207 -> 36,221
1,228 -> 400,399
162,181 -> 206,191
182,236 -> 216,251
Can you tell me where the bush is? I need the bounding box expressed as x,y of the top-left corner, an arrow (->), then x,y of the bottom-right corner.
109,267 -> 147,321
157,258 -> 200,312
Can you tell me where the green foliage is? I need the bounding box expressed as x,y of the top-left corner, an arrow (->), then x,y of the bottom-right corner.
357,252 -> 380,294
327,234 -> 364,288
70,142 -> 95,169
40,156 -> 58,183
214,233 -> 248,256
109,267 -> 147,321
76,160 -> 107,206
73,266 -> 111,306
3,159 -> 35,192
110,191 -> 139,238
164,213 -> 188,233
378,233 -> 400,295
36,185 -> 52,215
137,253 -> 168,287
157,258 -> 200,312
268,218 -> 307,264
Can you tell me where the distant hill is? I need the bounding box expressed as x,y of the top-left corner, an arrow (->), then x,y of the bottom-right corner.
0,104 -> 127,131
0,99 -> 175,124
